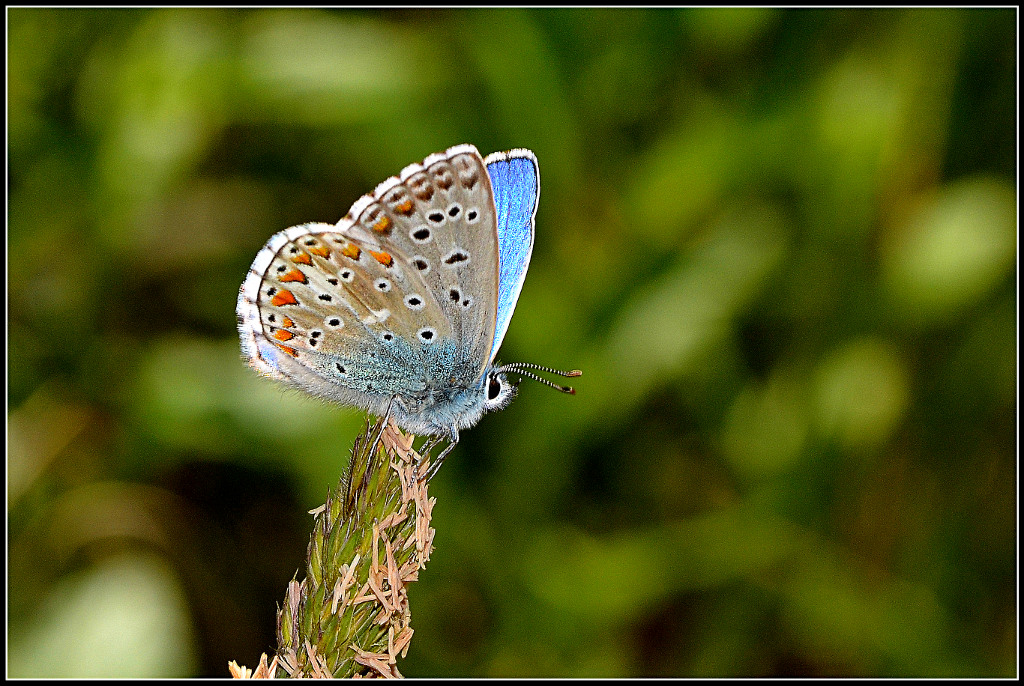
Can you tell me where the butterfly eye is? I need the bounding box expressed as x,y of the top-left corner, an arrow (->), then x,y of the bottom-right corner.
487,375 -> 502,400
483,372 -> 515,411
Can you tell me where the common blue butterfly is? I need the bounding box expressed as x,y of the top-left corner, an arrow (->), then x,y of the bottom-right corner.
236,144 -> 579,476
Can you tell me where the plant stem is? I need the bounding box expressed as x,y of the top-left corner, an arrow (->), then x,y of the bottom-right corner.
255,417 -> 434,678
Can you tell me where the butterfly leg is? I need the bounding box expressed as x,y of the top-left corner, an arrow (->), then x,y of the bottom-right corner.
418,436 -> 442,460
421,429 -> 459,482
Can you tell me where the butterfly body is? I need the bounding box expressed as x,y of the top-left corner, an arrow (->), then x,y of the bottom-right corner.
237,145 -> 547,449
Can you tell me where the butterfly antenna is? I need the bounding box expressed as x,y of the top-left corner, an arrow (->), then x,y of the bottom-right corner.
500,362 -> 583,378
497,363 -> 582,395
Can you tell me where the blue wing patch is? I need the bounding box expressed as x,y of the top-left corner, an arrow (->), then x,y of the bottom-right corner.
484,149 -> 539,364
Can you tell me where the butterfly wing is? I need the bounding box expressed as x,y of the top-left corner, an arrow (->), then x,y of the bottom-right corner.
374,144 -> 500,384
236,145 -> 500,417
484,149 -> 539,364
236,224 -> 453,422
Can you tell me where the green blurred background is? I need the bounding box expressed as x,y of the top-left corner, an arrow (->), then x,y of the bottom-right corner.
7,7 -> 1017,677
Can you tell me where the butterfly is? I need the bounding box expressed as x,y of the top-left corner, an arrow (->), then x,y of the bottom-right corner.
236,144 -> 580,477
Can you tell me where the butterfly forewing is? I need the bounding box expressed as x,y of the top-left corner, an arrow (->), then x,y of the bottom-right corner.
353,144 -> 500,383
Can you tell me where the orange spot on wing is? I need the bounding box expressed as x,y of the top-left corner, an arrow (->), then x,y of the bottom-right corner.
341,244 -> 362,260
274,329 -> 295,341
370,250 -> 393,267
279,269 -> 307,284
291,253 -> 312,265
309,245 -> 331,258
373,216 -> 392,234
395,199 -> 414,215
276,344 -> 299,357
271,290 -> 297,306
281,317 -> 294,328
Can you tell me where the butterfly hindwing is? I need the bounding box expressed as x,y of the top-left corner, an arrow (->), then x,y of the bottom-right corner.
237,222 -> 452,408
484,149 -> 539,364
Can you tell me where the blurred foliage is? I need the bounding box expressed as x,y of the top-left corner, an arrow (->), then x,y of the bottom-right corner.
7,7 -> 1016,678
